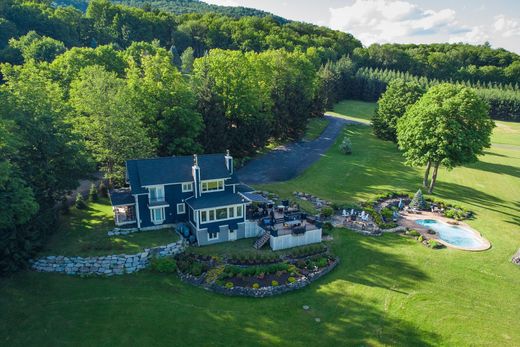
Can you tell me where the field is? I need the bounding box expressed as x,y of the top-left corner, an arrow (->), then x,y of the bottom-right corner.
1,100 -> 519,346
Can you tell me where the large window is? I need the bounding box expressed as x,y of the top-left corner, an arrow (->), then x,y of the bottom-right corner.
182,182 -> 193,192
149,186 -> 165,203
150,207 -> 165,224
201,180 -> 224,192
199,205 -> 243,224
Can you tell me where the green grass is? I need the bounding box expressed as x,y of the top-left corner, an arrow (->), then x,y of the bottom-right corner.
1,101 -> 519,346
326,99 -> 376,124
303,117 -> 330,141
41,198 -> 178,256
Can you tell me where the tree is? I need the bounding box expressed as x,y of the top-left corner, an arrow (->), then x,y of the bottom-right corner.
397,84 -> 495,192
75,192 -> 87,209
69,65 -> 156,185
372,79 -> 425,142
180,46 -> 195,73
9,31 -> 66,63
409,189 -> 427,210
126,51 -> 203,156
88,183 -> 98,202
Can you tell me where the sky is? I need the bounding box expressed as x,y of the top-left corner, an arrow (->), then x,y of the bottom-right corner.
203,0 -> 520,53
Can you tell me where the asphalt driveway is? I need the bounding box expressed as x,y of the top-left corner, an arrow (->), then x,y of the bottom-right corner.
237,115 -> 361,184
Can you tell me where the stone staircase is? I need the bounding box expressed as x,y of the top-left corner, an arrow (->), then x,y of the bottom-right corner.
253,230 -> 271,249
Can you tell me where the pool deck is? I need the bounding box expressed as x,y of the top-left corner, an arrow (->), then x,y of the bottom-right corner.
399,211 -> 491,251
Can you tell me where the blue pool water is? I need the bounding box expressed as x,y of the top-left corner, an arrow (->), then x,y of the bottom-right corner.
415,219 -> 486,250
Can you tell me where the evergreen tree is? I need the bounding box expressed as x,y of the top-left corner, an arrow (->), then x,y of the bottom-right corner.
409,189 -> 427,210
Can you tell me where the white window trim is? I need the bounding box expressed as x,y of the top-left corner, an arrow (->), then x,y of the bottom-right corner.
182,182 -> 193,192
150,207 -> 165,224
177,203 -> 186,214
148,185 -> 165,203
208,232 -> 219,241
201,179 -> 225,193
199,204 -> 244,224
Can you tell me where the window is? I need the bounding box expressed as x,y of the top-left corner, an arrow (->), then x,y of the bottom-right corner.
182,182 -> 193,192
216,207 -> 227,220
149,186 -> 165,203
199,204 -> 244,224
150,207 -> 165,223
201,180 -> 224,192
208,232 -> 218,240
177,203 -> 186,214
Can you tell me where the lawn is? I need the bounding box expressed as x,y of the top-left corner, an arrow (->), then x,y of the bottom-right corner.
1,101 -> 519,346
303,117 -> 330,141
41,198 -> 178,256
326,99 -> 376,124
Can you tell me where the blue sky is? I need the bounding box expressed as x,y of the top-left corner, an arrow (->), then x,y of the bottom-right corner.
203,0 -> 520,53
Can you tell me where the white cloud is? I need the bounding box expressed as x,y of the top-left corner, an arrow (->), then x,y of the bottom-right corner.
494,15 -> 520,38
329,0 -> 472,46
448,26 -> 489,44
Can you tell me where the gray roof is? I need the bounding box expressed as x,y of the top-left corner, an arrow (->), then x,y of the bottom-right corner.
241,192 -> 270,203
127,153 -> 231,195
185,191 -> 246,210
109,188 -> 135,206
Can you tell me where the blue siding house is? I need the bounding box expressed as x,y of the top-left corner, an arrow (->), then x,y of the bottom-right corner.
109,152 -> 259,246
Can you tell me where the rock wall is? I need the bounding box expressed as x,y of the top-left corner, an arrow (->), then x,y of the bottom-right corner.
32,241 -> 185,276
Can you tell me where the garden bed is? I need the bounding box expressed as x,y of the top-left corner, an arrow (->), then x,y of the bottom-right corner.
172,247 -> 338,297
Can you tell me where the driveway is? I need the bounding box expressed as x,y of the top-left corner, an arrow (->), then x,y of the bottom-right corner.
237,115 -> 363,184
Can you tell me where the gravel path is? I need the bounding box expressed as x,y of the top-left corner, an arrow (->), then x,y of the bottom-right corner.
237,115 -> 364,184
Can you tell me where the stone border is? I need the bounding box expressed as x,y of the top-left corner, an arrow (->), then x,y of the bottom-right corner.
179,258 -> 339,298
31,240 -> 185,276
107,223 -> 176,236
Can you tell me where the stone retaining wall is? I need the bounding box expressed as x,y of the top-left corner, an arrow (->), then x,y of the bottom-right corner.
32,240 -> 185,276
181,259 -> 339,298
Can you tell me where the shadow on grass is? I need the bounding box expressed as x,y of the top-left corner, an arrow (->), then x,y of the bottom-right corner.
467,161 -> 520,179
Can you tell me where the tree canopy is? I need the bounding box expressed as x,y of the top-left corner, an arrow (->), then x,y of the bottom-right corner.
397,84 -> 495,192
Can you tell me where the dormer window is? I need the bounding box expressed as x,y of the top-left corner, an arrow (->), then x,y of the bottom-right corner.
201,180 -> 224,193
149,186 -> 165,203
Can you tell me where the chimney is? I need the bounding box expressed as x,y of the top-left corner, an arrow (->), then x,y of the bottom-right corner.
225,149 -> 233,175
192,154 -> 201,198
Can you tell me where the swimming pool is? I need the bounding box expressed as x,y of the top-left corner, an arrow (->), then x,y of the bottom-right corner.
415,219 -> 489,250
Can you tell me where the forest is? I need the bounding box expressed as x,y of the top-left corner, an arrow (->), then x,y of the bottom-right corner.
0,0 -> 519,274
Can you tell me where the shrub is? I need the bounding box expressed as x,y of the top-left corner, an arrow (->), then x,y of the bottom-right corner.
418,235 -> 424,242
316,257 -> 328,268
271,280 -> 279,287
150,257 -> 177,273
380,207 -> 394,220
427,229 -> 436,235
428,240 -> 443,249
75,192 -> 87,209
287,276 -> 296,283
323,222 -> 333,230
409,189 -> 427,210
252,283 -> 260,289
88,183 -> 98,202
225,282 -> 234,289
98,181 -> 108,198
339,136 -> 352,154
321,206 -> 334,218
406,229 -> 420,237
189,262 -> 204,276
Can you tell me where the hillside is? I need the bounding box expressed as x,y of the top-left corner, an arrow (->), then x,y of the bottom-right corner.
53,0 -> 288,22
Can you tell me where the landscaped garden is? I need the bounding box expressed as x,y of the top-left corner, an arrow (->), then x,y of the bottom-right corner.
1,100 -> 519,346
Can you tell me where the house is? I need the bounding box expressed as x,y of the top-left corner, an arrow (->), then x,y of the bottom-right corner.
109,151 -> 261,246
